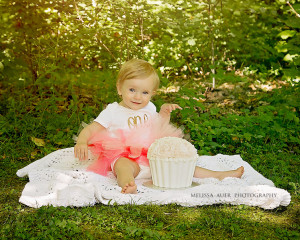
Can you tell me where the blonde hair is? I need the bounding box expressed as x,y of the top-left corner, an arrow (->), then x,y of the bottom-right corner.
117,59 -> 160,91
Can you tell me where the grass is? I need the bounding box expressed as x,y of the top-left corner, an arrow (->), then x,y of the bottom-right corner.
0,73 -> 299,239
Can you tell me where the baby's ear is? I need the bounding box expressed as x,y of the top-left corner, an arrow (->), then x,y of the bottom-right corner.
116,83 -> 121,95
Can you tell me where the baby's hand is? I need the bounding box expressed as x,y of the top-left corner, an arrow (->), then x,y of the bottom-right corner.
74,142 -> 89,161
159,103 -> 182,117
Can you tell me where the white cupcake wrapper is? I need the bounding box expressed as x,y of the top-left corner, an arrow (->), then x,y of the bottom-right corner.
149,158 -> 197,188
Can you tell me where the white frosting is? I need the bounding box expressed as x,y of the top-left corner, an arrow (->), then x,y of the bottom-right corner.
147,137 -> 198,161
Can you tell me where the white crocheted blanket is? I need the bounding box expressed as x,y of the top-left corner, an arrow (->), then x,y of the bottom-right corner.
17,148 -> 291,209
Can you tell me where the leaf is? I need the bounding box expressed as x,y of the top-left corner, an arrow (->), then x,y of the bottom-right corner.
283,54 -> 298,62
277,30 -> 297,40
284,17 -> 300,28
232,136 -> 239,141
187,39 -> 196,46
243,132 -> 252,141
210,107 -> 220,115
233,10 -> 241,16
275,41 -> 288,53
31,150 -> 39,159
31,137 -> 45,147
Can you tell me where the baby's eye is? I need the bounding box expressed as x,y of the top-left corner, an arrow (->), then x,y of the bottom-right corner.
129,88 -> 135,92
143,91 -> 149,95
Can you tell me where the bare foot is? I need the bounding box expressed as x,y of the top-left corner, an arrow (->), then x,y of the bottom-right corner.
217,166 -> 244,180
121,181 -> 137,194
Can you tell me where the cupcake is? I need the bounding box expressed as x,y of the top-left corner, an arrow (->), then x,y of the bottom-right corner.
147,137 -> 198,188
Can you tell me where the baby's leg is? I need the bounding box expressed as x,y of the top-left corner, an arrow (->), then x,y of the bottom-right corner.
194,166 -> 244,180
114,157 -> 140,194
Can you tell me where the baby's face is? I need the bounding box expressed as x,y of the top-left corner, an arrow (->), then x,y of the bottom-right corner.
117,77 -> 156,110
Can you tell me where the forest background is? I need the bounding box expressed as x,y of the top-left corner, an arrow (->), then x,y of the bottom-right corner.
0,0 -> 299,239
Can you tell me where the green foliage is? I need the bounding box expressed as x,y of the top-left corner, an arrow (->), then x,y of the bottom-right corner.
170,81 -> 299,190
1,0 -> 299,84
275,2 -> 300,81
176,83 -> 299,156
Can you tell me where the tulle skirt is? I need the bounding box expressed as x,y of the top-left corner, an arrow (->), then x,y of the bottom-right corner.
87,117 -> 184,176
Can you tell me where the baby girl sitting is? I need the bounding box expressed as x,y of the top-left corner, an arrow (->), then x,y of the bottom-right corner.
74,59 -> 244,194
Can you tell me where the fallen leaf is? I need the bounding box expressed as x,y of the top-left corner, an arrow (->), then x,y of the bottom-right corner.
31,150 -> 39,158
31,137 -> 45,147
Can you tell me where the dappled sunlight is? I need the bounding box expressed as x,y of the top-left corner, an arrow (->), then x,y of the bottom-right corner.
220,204 -> 298,226
153,203 -> 299,239
158,85 -> 180,94
249,81 -> 283,92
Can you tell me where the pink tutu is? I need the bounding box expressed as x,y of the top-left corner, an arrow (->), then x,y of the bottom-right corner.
87,116 -> 184,176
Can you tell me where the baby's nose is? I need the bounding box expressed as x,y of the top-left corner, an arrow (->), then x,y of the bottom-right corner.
134,92 -> 142,99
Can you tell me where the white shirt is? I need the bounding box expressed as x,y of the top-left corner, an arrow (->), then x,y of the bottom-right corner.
94,102 -> 157,131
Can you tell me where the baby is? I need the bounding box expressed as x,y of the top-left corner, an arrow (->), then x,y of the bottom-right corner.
74,59 -> 244,194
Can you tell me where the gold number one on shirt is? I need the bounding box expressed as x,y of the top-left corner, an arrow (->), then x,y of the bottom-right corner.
128,114 -> 149,128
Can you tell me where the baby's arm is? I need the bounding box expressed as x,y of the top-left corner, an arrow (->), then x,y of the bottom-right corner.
159,103 -> 182,123
74,122 -> 105,161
